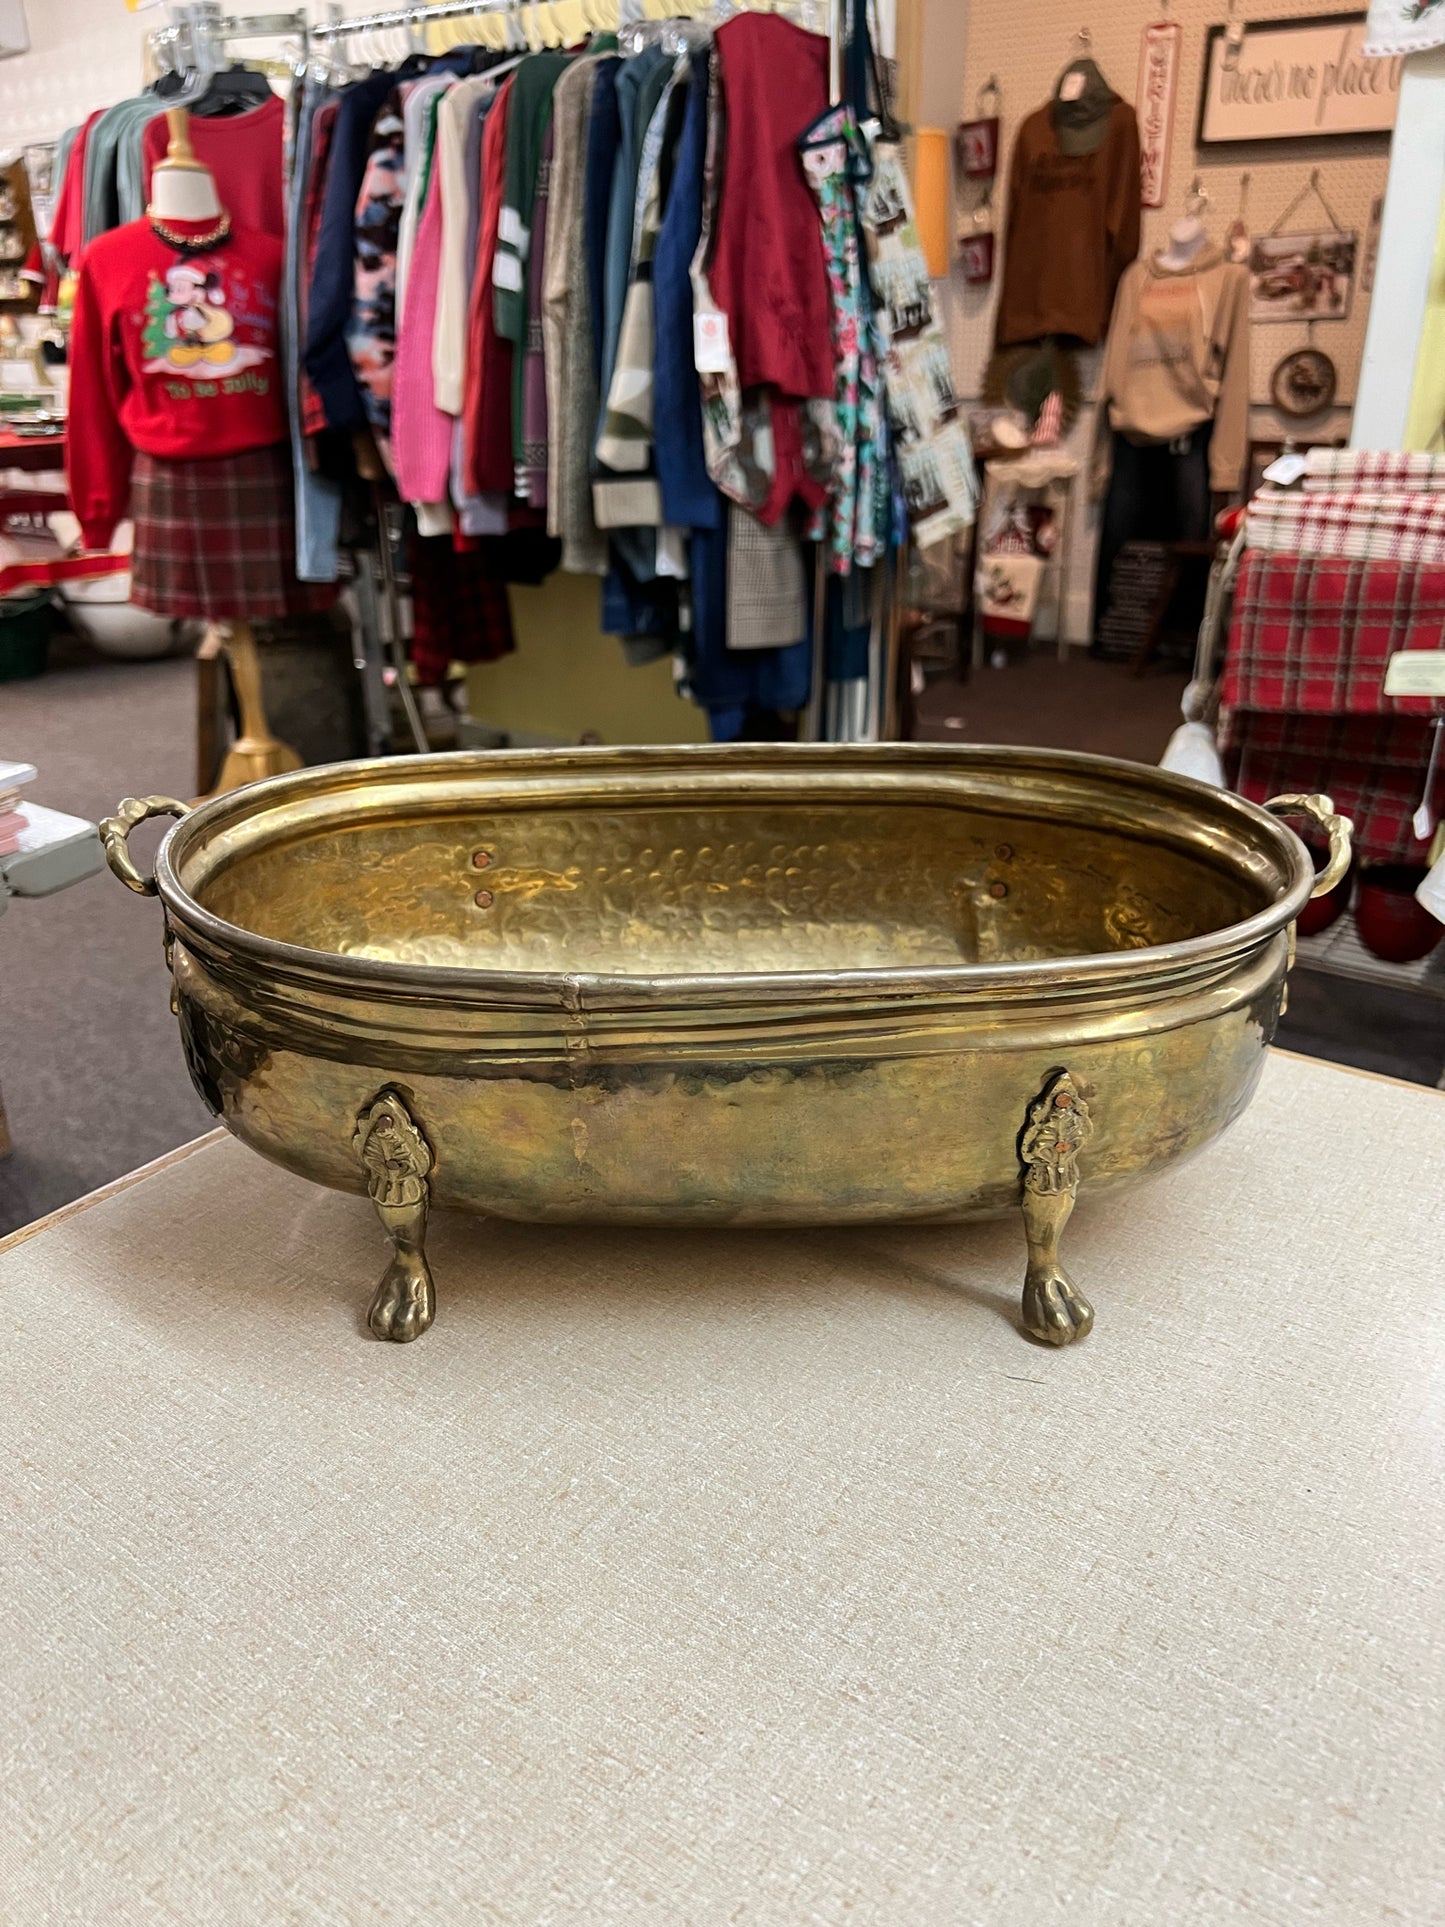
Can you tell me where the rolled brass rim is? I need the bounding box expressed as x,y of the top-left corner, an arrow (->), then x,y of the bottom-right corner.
150,744 -> 1316,1014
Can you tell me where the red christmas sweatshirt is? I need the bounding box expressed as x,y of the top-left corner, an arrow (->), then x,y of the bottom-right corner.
68,217 -> 286,550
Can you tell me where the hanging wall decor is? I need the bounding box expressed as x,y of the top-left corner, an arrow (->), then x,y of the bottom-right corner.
1270,344 -> 1339,415
1199,13 -> 1401,142
959,231 -> 996,284
1249,169 -> 1357,321
955,86 -> 1001,177
1137,20 -> 1183,208
954,80 -> 1000,285
1249,229 -> 1358,320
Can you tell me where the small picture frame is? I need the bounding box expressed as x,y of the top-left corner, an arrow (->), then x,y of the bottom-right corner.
958,231 -> 995,284
955,116 -> 1000,180
1248,229 -> 1357,323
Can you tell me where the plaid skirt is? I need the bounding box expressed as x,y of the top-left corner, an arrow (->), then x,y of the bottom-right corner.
130,442 -> 336,622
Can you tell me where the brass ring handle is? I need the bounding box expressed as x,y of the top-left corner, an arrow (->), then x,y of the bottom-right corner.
99,795 -> 190,897
1264,791 -> 1354,899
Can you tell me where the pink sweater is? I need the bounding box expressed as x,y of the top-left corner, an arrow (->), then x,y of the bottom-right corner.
391,161 -> 453,511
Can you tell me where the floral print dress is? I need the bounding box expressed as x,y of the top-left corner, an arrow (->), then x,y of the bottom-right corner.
799,104 -> 887,574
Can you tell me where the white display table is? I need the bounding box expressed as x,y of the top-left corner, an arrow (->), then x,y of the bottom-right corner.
1,1051 -> 1440,1925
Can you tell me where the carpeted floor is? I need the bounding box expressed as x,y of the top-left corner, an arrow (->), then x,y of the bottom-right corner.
2,646 -> 211,1235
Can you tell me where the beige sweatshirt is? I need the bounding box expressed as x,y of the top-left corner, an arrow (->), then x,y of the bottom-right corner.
1096,246 -> 1251,492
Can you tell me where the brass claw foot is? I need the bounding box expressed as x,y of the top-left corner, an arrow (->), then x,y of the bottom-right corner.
1019,1069 -> 1094,1347
355,1092 -> 436,1344
1022,1262 -> 1094,1346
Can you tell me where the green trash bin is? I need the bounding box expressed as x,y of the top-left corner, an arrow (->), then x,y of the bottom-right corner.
0,592 -> 53,681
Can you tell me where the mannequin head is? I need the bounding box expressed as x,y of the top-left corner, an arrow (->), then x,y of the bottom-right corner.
148,109 -> 223,224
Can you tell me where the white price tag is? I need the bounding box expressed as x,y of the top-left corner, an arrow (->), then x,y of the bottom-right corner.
1384,651 -> 1445,698
1059,71 -> 1086,100
1261,452 -> 1307,486
693,309 -> 732,375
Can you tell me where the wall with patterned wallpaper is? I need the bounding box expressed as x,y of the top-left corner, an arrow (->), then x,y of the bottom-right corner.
948,0 -> 1394,640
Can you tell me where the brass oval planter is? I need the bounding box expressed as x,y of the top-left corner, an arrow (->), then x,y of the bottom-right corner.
103,745 -> 1348,1347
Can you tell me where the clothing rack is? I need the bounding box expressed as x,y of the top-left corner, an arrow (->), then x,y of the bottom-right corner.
308,0 -> 834,46
150,3 -> 310,72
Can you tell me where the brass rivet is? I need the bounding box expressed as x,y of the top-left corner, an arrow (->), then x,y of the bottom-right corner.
989,880 -> 1008,899
474,889 -> 494,908
995,843 -> 1013,860
472,849 -> 491,868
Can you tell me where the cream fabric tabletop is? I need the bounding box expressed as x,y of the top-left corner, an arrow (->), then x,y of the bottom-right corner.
1,1051 -> 1441,1926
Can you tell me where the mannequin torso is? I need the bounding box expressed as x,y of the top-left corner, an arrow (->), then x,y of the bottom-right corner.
148,109 -> 224,223
1154,216 -> 1209,274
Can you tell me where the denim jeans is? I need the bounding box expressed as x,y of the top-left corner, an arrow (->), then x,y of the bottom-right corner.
1094,423 -> 1213,639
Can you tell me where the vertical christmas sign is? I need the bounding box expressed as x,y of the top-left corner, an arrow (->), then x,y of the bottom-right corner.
1137,22 -> 1182,210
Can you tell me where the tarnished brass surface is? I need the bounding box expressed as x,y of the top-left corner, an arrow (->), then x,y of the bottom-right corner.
103,745 -> 1351,1345
355,1091 -> 435,1343
99,795 -> 189,896
1019,1070 -> 1094,1346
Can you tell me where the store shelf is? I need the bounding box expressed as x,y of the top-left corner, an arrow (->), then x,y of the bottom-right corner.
1296,913 -> 1445,1000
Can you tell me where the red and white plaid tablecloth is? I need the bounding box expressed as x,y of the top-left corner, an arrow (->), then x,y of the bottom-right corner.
1222,550 -> 1445,716
1304,448 -> 1445,494
1221,711 -> 1441,865
1221,549 -> 1445,864
1245,489 -> 1445,564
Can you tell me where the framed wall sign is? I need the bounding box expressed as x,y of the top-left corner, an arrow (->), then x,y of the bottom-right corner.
1249,228 -> 1357,321
1198,13 -> 1402,143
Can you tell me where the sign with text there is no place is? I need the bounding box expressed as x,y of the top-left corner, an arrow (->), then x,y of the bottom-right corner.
1199,13 -> 1401,142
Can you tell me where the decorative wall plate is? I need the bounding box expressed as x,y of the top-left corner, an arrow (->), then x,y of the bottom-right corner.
1270,346 -> 1338,418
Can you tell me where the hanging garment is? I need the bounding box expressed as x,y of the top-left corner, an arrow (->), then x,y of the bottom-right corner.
50,108 -> 103,260
82,98 -> 157,247
495,48 -> 573,469
582,57 -> 622,378
652,49 -> 720,534
408,531 -> 515,686
994,91 -> 1141,347
305,65 -> 414,434
517,120 -> 555,508
450,88 -> 505,535
462,73 -> 516,496
129,442 -> 334,622
284,79 -> 343,585
799,105 -> 885,573
598,45 -> 669,414
396,76 -> 453,319
707,14 -> 832,399
433,73 -> 498,415
297,96 -> 342,439
727,510 -> 807,649
140,95 -> 286,238
687,510 -> 812,737
345,90 -> 406,463
692,23 -> 834,525
860,137 -> 977,550
493,49 -> 572,326
1095,246 -> 1251,496
594,58 -> 688,528
392,134 -> 453,522
68,214 -> 287,550
1093,422 -> 1213,642
542,54 -> 608,571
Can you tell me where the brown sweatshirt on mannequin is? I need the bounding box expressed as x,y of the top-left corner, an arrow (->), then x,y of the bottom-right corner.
994,84 -> 1141,346
1095,245 -> 1251,494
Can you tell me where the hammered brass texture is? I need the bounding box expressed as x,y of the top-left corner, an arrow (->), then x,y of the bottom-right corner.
108,744 -> 1341,1342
